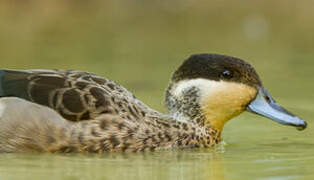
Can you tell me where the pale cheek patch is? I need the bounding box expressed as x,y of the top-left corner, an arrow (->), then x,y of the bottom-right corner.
201,81 -> 257,130
171,79 -> 257,130
172,79 -> 217,97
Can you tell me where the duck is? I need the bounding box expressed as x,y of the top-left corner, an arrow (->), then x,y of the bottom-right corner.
0,53 -> 307,153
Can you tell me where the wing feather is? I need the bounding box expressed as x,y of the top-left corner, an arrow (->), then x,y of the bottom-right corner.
0,69 -> 117,121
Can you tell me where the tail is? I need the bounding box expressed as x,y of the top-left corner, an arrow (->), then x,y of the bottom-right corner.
0,70 -> 5,96
0,69 -> 31,100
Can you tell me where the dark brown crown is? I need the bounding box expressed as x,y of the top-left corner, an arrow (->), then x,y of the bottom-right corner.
172,54 -> 262,87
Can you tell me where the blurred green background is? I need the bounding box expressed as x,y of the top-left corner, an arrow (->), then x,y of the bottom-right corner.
1,0 -> 313,110
0,1 -> 314,180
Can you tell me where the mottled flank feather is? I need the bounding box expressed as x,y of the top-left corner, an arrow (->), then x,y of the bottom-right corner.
0,98 -> 220,153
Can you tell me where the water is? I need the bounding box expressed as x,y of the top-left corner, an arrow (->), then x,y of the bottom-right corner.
1,126 -> 313,180
0,1 -> 314,179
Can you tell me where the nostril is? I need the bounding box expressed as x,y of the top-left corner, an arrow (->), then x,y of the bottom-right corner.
264,95 -> 271,103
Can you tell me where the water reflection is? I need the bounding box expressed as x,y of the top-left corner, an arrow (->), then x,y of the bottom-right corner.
0,148 -> 227,180
1,139 -> 313,180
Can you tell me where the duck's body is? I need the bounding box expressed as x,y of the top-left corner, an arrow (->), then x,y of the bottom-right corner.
0,98 -> 218,153
0,54 -> 307,153
0,69 -> 219,152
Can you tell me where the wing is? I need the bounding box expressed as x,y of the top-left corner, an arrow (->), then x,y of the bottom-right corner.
0,69 -> 134,121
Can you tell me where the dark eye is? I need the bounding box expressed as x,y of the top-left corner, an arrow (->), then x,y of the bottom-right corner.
221,70 -> 233,79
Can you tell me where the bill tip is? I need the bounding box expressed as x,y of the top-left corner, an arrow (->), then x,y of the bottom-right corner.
296,121 -> 307,131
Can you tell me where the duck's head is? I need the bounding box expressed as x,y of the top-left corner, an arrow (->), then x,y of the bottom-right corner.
165,54 -> 307,132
